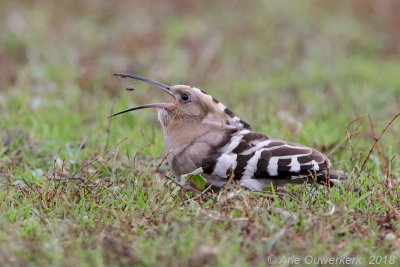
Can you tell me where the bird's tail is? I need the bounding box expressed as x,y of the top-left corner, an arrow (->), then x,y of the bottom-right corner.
315,171 -> 347,187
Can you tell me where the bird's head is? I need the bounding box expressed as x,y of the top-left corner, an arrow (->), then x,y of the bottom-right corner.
109,73 -> 251,130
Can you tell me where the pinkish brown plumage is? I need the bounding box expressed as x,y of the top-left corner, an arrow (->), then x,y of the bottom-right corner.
110,73 -> 346,191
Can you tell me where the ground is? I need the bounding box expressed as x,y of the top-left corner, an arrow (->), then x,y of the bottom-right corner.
0,0 -> 400,266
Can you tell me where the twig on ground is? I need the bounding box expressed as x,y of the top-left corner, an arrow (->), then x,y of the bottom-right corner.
344,113 -> 366,159
329,120 -> 361,157
155,168 -> 216,201
104,137 -> 128,155
154,151 -> 172,172
224,169 -> 235,189
104,105 -> 114,152
139,128 -> 156,169
367,114 -> 387,170
52,148 -> 62,191
80,155 -> 112,190
376,191 -> 400,218
387,154 -> 397,190
348,113 -> 400,191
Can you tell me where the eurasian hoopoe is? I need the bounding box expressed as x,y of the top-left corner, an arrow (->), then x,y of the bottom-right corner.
110,73 -> 346,191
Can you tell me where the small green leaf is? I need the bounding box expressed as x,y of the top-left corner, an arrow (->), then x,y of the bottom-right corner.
233,210 -> 242,217
190,174 -> 207,190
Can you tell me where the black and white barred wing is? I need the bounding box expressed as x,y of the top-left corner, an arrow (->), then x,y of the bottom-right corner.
202,129 -> 330,181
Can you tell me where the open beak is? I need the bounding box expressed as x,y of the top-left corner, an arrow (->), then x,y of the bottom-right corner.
109,73 -> 176,118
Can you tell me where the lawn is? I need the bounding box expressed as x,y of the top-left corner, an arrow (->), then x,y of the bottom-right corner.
0,0 -> 399,266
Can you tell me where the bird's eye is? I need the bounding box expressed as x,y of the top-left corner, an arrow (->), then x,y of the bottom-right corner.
180,93 -> 189,102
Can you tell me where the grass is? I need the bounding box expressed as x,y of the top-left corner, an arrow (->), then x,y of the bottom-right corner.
1,0 -> 400,266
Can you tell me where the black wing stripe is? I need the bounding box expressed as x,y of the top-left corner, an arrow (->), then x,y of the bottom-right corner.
234,153 -> 256,179
243,132 -> 269,142
254,150 -> 272,177
278,158 -> 291,166
267,141 -> 287,147
270,147 -> 311,157
298,156 -> 312,164
277,159 -> 292,172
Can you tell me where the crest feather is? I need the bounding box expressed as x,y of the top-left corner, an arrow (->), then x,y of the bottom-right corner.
192,87 -> 252,130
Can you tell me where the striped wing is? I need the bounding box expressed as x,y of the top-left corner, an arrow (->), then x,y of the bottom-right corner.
202,129 -> 330,180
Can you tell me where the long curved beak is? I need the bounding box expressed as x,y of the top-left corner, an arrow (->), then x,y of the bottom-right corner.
110,73 -> 176,118
108,103 -> 171,118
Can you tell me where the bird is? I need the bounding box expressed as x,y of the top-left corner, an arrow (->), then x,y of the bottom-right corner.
109,73 -> 346,191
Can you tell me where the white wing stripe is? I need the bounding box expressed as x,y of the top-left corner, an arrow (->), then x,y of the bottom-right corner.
241,139 -> 272,155
212,153 -> 237,177
267,157 -> 279,176
242,149 -> 264,179
221,135 -> 243,153
220,130 -> 250,153
311,160 -> 320,171
289,156 -> 301,172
